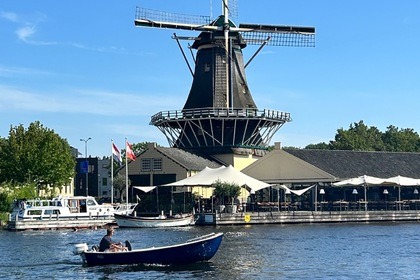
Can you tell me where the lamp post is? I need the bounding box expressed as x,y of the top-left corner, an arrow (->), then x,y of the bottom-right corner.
352,188 -> 359,211
383,189 -> 389,210
80,137 -> 91,196
285,188 -> 291,211
319,188 -> 325,211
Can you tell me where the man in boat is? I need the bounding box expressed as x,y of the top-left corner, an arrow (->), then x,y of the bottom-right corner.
99,227 -> 129,252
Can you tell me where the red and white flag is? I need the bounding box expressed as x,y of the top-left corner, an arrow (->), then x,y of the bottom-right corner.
126,141 -> 136,161
112,143 -> 122,165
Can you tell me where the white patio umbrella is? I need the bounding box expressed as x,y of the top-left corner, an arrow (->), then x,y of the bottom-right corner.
332,175 -> 386,210
383,175 -> 420,186
383,175 -> 420,203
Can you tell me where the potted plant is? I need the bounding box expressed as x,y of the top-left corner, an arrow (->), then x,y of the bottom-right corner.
212,180 -> 241,213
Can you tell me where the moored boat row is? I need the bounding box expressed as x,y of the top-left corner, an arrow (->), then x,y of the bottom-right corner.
6,195 -> 196,230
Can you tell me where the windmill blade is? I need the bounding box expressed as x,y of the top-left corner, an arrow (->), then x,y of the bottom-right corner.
227,0 -> 238,19
236,23 -> 315,47
135,7 -> 216,31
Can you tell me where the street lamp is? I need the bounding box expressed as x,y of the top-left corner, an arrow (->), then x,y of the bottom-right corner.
319,188 -> 326,211
383,189 -> 389,210
352,188 -> 358,202
80,137 -> 91,196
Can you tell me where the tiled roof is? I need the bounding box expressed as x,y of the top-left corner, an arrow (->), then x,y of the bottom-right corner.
284,149 -> 420,179
156,146 -> 221,171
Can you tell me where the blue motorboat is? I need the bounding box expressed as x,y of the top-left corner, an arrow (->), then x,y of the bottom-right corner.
74,232 -> 223,266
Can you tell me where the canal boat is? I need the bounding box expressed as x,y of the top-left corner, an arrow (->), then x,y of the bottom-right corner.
74,232 -> 223,266
114,213 -> 196,228
8,196 -> 115,231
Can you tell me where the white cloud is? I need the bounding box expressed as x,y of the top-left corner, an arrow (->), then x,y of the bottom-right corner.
0,85 -> 180,117
0,65 -> 55,78
0,11 -> 18,22
15,25 -> 36,42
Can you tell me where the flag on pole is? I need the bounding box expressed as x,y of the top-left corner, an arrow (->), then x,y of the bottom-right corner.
112,143 -> 122,165
126,141 -> 136,161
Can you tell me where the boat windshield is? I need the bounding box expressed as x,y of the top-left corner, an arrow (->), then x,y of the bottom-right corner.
87,199 -> 97,206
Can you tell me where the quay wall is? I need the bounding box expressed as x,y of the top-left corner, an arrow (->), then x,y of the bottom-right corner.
196,210 -> 420,226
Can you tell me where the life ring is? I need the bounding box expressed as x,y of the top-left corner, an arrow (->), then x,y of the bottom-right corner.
244,214 -> 251,223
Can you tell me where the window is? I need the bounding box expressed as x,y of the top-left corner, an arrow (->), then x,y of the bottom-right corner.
152,158 -> 162,171
86,199 -> 96,206
28,210 -> 42,216
141,158 -> 162,171
44,209 -> 60,215
102,177 -> 107,186
141,158 -> 151,172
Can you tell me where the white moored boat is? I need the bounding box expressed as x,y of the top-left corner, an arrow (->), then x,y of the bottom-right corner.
8,196 -> 115,231
114,213 -> 196,228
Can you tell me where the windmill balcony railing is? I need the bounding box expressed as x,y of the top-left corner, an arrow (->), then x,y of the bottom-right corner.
150,107 -> 292,124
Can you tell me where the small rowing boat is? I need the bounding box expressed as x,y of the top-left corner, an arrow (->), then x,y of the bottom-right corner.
74,232 -> 224,266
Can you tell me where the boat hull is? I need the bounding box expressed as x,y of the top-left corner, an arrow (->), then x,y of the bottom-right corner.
7,217 -> 115,231
81,232 -> 223,266
114,214 -> 195,228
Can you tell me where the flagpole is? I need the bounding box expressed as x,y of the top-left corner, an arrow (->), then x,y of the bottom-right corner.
111,139 -> 114,205
125,138 -> 129,208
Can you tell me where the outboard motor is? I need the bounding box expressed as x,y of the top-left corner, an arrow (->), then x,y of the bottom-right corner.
73,243 -> 88,255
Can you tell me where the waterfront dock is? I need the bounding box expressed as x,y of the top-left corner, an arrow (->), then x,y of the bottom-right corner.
196,210 -> 420,225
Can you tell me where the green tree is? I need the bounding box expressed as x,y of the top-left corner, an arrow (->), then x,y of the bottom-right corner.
382,125 -> 420,152
303,120 -> 420,152
305,142 -> 330,150
0,121 -> 75,195
113,174 -> 131,202
330,120 -> 384,151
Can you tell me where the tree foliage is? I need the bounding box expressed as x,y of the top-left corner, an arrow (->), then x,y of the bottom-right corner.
212,180 -> 241,205
0,121 -> 76,193
305,120 -> 420,152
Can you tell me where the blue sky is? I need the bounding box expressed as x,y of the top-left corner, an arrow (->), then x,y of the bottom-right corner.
1,1 -> 420,157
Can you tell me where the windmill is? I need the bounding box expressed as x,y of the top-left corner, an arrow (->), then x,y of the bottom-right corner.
135,0 -> 315,160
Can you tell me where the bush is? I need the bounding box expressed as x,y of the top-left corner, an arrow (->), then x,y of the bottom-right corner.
0,192 -> 11,212
212,180 -> 241,205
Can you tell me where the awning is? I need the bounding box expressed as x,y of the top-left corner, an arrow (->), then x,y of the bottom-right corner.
133,186 -> 157,193
162,165 -> 271,193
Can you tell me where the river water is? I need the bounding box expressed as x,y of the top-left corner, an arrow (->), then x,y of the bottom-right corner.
0,222 -> 419,279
